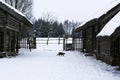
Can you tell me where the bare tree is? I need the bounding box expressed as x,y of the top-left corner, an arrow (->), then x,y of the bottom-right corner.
63,20 -> 81,36
3,0 -> 33,20
41,12 -> 57,23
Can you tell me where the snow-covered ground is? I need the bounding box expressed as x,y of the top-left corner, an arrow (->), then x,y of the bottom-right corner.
0,39 -> 120,80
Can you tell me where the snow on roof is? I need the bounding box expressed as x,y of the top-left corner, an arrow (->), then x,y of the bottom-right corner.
76,0 -> 120,29
0,0 -> 32,24
97,11 -> 120,37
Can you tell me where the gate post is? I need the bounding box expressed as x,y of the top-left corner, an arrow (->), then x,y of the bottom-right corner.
58,35 -> 60,45
47,35 -> 49,45
33,37 -> 36,49
72,37 -> 75,50
63,35 -> 66,50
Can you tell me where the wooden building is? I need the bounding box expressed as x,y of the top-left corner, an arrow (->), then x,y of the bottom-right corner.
111,27 -> 120,66
0,1 -> 32,57
75,2 -> 120,53
74,2 -> 120,66
97,11 -> 120,66
75,19 -> 98,53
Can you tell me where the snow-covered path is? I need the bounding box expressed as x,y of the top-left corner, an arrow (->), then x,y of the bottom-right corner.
0,44 -> 120,80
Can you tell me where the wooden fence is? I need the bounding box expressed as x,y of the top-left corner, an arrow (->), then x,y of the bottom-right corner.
36,37 -> 83,51
19,37 -> 36,50
36,37 -> 66,45
73,38 -> 83,51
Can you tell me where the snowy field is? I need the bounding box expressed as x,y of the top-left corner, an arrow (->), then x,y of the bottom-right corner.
0,38 -> 120,80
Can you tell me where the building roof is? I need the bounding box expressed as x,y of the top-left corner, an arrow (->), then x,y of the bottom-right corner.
75,0 -> 120,30
97,11 -> 120,37
0,0 -> 32,26
75,19 -> 97,32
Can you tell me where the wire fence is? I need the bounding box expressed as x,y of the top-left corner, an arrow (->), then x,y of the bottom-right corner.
73,38 -> 83,51
19,37 -> 36,50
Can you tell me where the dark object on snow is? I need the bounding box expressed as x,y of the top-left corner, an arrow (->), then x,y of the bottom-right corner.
85,53 -> 94,57
57,52 -> 65,56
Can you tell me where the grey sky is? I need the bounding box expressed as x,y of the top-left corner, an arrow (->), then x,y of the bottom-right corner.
33,0 -> 115,22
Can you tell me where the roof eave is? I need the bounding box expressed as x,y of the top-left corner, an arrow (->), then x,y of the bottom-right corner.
75,19 -> 98,32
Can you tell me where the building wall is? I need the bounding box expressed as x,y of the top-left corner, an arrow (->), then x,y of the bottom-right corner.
0,9 -> 20,56
0,28 -> 3,52
111,27 -> 120,66
82,25 -> 98,53
97,37 -> 111,54
0,10 -> 6,53
96,36 -> 113,64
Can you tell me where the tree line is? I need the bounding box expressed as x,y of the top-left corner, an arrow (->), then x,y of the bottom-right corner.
33,18 -> 65,37
33,18 -> 81,37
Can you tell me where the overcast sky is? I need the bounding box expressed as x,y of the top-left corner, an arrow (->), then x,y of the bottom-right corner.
33,0 -> 116,22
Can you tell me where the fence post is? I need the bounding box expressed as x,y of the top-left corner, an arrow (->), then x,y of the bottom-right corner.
25,38 -> 27,49
29,37 -> 31,52
24,38 -> 26,48
79,37 -> 80,51
47,35 -> 49,45
58,35 -> 60,45
21,38 -> 23,48
27,37 -> 29,49
72,37 -> 75,50
63,35 -> 66,50
33,37 -> 36,48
